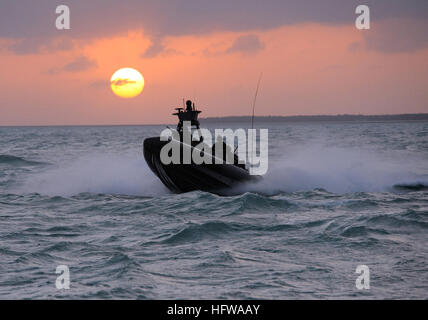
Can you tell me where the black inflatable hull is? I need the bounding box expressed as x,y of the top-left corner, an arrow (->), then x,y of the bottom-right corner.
143,137 -> 258,195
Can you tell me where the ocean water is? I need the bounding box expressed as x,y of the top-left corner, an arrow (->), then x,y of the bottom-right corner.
0,121 -> 427,299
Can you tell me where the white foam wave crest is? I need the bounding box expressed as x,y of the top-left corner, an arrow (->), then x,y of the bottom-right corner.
240,145 -> 428,194
19,153 -> 168,197
18,146 -> 428,197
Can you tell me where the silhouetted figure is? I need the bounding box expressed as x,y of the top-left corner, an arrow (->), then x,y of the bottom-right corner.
186,100 -> 193,112
173,99 -> 201,134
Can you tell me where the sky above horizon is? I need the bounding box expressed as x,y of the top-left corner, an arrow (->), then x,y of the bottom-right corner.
1,0 -> 428,125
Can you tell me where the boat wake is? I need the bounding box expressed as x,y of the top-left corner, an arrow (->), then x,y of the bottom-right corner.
17,153 -> 167,197
235,145 -> 428,195
15,145 -> 428,197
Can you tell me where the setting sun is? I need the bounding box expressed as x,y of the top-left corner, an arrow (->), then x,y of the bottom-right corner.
110,68 -> 145,98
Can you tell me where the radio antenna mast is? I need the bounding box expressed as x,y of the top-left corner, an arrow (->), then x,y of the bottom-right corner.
246,73 -> 263,164
251,72 -> 263,131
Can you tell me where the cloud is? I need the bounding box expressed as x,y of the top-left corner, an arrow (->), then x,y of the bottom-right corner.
141,38 -> 165,58
111,79 -> 137,86
63,56 -> 97,72
90,80 -> 109,89
362,19 -> 428,53
348,41 -> 363,53
226,34 -> 264,54
1,0 -> 428,54
7,37 -> 74,55
2,0 -> 427,38
48,56 -> 97,74
141,37 -> 183,58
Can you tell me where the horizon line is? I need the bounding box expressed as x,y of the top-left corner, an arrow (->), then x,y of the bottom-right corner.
1,112 -> 427,127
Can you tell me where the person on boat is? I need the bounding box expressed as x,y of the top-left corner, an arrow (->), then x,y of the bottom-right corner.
186,100 -> 193,112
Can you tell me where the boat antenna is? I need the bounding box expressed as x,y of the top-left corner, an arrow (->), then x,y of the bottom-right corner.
251,72 -> 263,131
247,73 -> 263,162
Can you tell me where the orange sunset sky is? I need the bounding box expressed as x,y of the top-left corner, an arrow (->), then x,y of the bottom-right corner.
0,0 -> 427,125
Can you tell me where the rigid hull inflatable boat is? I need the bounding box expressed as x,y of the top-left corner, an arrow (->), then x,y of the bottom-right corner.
143,100 -> 259,195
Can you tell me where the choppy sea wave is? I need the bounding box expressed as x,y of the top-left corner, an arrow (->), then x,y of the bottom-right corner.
0,122 -> 427,299
0,154 -> 48,167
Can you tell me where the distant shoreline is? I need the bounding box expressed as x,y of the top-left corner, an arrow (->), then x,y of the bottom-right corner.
201,113 -> 428,123
1,113 -> 427,127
